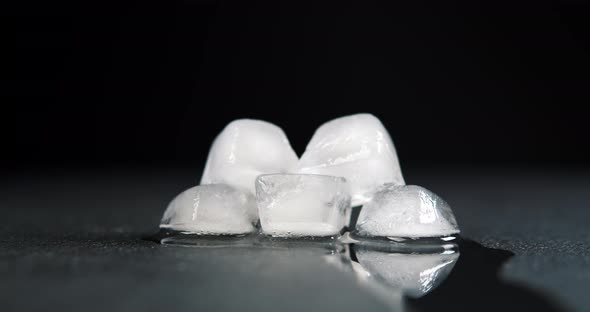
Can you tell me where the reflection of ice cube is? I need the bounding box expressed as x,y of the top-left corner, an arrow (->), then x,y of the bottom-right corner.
200,119 -> 298,195
356,184 -> 460,238
355,246 -> 459,298
160,184 -> 257,235
296,114 -> 404,206
255,174 -> 351,237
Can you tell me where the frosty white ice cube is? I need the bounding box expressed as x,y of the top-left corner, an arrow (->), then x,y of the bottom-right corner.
296,114 -> 404,206
201,119 -> 298,195
160,184 -> 257,235
356,184 -> 460,238
255,174 -> 351,237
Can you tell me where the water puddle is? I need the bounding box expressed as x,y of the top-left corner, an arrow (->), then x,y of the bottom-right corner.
406,239 -> 563,312
146,232 -> 563,311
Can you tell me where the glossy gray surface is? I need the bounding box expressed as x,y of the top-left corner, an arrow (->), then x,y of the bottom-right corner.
1,168 -> 588,311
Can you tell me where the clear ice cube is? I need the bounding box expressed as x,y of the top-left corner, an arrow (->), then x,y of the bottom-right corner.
356,184 -> 460,238
160,184 -> 257,235
200,119 -> 298,195
255,174 -> 351,237
296,114 -> 404,206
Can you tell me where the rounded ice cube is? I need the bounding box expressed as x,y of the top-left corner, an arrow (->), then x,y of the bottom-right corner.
200,119 -> 298,195
356,184 -> 460,238
255,173 -> 351,237
160,184 -> 257,235
296,114 -> 404,206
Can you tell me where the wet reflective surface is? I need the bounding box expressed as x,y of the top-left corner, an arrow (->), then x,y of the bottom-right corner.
153,230 -> 461,311
2,170 -> 588,311
350,244 -> 459,299
408,239 -> 564,312
152,231 -> 567,312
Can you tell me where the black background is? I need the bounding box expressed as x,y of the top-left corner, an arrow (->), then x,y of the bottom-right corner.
3,3 -> 590,311
5,0 -> 590,171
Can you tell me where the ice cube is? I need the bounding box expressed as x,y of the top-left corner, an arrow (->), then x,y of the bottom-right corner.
356,184 -> 460,238
354,246 -> 459,298
160,184 -> 257,235
201,119 -> 298,195
255,173 -> 351,237
296,113 -> 404,206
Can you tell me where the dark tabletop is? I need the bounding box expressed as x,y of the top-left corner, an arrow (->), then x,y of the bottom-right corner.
1,168 -> 588,312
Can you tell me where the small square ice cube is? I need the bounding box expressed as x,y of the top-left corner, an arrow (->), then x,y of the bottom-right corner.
255,174 -> 351,237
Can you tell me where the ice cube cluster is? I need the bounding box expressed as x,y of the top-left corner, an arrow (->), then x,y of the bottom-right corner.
159,114 -> 460,239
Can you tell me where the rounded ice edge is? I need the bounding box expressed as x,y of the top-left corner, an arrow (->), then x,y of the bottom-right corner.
294,113 -> 406,207
159,183 -> 258,236
199,119 -> 298,195
354,184 -> 460,239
